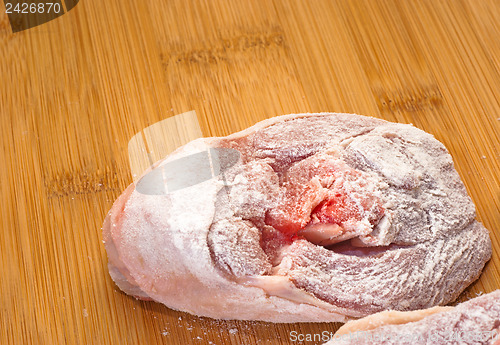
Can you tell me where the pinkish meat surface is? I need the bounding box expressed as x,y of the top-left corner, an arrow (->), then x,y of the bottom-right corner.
103,113 -> 492,322
325,290 -> 500,345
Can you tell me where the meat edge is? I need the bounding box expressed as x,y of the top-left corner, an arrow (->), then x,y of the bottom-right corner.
334,306 -> 454,336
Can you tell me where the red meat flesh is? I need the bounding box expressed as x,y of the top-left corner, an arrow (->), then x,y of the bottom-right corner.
265,154 -> 385,246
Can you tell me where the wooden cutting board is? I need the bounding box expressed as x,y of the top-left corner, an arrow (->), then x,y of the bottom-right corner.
1,1 -> 499,344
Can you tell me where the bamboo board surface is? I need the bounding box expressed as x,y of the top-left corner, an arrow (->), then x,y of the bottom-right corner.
1,1 -> 499,344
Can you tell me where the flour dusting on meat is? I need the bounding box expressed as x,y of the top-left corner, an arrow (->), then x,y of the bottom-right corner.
326,290 -> 500,345
103,113 -> 492,322
209,114 -> 491,315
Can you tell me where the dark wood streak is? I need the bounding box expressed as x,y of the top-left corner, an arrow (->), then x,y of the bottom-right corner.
377,86 -> 443,113
160,30 -> 285,67
44,168 -> 120,197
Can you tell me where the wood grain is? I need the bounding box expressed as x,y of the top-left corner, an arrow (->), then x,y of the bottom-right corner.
1,1 -> 499,344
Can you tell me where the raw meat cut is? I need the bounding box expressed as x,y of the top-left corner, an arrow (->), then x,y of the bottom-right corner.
325,290 -> 500,344
102,113 -> 492,322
